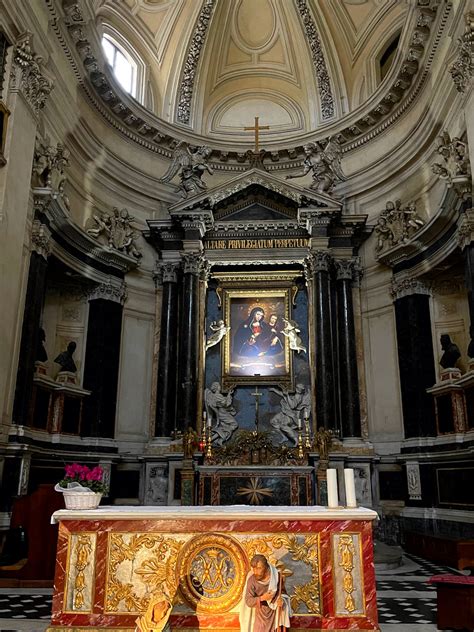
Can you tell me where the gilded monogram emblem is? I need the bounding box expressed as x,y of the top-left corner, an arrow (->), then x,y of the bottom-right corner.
177,533 -> 248,613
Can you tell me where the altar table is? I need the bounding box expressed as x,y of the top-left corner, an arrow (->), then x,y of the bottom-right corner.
47,505 -> 379,631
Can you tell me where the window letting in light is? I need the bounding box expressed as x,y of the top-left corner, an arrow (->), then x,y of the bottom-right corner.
102,34 -> 137,98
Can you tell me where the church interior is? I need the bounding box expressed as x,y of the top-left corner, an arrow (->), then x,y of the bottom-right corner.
0,0 -> 473,630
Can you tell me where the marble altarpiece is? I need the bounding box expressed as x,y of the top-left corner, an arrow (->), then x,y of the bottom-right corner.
145,169 -> 373,509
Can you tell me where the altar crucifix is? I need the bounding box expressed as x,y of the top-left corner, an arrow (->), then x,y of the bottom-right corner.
244,117 -> 270,152
252,386 -> 262,434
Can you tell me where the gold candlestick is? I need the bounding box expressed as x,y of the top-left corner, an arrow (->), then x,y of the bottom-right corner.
304,417 -> 311,449
206,423 -> 213,458
297,428 -> 304,459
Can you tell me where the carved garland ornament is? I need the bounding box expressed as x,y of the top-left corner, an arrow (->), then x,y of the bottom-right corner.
449,12 -> 473,93
294,0 -> 334,120
176,0 -> 217,124
12,34 -> 53,115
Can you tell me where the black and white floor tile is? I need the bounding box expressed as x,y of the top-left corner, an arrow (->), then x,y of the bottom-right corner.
0,553 -> 468,631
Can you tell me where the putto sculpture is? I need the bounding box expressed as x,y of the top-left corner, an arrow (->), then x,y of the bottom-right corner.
374,199 -> 424,254
281,318 -> 307,354
87,207 -> 142,260
269,384 -> 311,446
285,136 -> 345,195
160,141 -> 213,198
204,382 -> 238,446
205,320 -> 230,351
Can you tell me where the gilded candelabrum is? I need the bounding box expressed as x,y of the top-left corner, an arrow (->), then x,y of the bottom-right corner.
304,416 -> 311,449
206,423 -> 213,458
297,427 -> 304,459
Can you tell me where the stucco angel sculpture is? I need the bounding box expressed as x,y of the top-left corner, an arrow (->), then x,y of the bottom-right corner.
160,141 -> 213,198
285,136 -> 345,195
281,318 -> 307,354
205,320 -> 230,351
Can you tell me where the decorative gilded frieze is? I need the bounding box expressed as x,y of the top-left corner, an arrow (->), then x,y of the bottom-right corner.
332,533 -> 364,616
449,12 -> 473,93
11,34 -> 53,115
64,533 -> 97,612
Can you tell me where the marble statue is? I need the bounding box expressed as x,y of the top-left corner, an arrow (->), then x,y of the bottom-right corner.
281,318 -> 306,354
32,138 -> 71,208
285,136 -> 345,195
87,207 -> 142,260
160,141 -> 213,198
204,382 -> 238,446
205,320 -> 230,351
269,384 -> 311,446
375,199 -> 424,253
439,334 -> 461,369
54,341 -> 77,373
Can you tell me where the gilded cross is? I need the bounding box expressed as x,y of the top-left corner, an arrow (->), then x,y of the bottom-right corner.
244,117 -> 270,152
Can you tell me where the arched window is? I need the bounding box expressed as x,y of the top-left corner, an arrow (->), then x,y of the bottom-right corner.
102,33 -> 139,99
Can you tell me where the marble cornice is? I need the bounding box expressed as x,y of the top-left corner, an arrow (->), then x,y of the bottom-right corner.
47,0 -> 449,167
33,188 -> 139,275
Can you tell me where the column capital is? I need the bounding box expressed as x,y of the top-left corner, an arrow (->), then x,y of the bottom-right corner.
390,277 -> 431,301
306,250 -> 332,273
457,208 -> 474,250
154,261 -> 180,287
334,258 -> 359,281
31,219 -> 51,259
11,33 -> 53,116
182,252 -> 206,275
87,281 -> 127,305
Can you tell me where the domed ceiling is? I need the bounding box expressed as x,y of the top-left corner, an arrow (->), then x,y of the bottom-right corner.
94,0 -> 408,144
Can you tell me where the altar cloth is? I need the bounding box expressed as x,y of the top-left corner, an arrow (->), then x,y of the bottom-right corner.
47,505 -> 379,632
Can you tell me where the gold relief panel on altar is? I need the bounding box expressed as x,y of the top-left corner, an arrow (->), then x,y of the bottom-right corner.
104,531 -> 321,616
331,533 -> 365,617
64,533 -> 97,613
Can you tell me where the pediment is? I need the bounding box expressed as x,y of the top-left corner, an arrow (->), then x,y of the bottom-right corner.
168,169 -> 342,217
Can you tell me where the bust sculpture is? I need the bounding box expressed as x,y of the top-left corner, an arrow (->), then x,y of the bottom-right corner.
54,341 -> 77,373
439,334 -> 461,369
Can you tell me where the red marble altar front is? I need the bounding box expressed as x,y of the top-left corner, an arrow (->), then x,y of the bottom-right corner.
47,506 -> 379,631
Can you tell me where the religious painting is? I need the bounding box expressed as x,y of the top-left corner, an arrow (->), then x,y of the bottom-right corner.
222,288 -> 292,387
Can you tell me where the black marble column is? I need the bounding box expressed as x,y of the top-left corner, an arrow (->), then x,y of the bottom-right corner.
393,279 -> 436,437
309,251 -> 337,430
155,262 -> 180,437
82,283 -> 125,438
13,225 -> 50,424
335,260 -> 361,438
177,253 -> 202,432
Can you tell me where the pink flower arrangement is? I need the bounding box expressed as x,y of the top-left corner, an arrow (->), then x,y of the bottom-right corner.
58,463 -> 108,494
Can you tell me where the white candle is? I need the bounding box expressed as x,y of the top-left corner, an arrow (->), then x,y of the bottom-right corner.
305,408 -> 310,419
297,414 -> 302,430
344,468 -> 357,508
327,469 -> 339,508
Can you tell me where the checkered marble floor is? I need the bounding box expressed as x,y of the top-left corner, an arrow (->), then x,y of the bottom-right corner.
0,553 -> 468,631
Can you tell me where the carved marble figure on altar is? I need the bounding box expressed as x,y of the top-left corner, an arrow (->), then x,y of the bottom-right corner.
280,318 -> 306,354
135,589 -> 172,632
269,384 -> 310,446
206,319 -> 231,351
240,554 -> 292,632
160,141 -> 213,198
285,137 -> 345,195
204,382 -> 238,446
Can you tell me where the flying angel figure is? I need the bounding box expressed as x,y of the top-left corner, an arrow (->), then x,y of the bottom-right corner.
160,141 -> 213,198
206,320 -> 230,352
286,135 -> 345,195
281,318 -> 307,354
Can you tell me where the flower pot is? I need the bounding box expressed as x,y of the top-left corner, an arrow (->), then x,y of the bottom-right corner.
62,490 -> 102,510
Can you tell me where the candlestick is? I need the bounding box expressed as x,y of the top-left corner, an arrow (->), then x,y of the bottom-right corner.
297,414 -> 302,430
327,469 -> 339,508
297,428 -> 304,459
304,417 -> 311,449
344,468 -> 357,508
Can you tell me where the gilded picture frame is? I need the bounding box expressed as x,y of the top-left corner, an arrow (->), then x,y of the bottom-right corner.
222,287 -> 293,388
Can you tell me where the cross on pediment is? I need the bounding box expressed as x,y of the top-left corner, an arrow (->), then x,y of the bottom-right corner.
244,117 -> 270,152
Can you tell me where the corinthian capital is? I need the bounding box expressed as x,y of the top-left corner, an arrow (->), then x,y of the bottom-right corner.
182,252 -> 205,275
12,34 -> 53,115
306,250 -> 332,273
334,259 -> 357,281
153,261 -> 179,286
